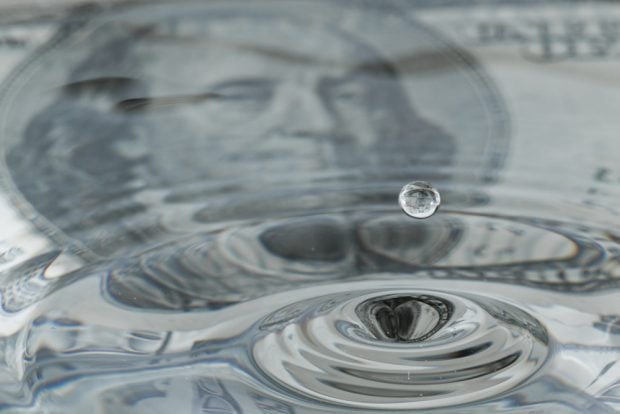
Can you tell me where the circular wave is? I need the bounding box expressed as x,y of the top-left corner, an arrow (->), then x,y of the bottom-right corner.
252,288 -> 549,410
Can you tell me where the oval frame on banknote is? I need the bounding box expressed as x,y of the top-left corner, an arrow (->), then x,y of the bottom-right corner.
0,0 -> 510,260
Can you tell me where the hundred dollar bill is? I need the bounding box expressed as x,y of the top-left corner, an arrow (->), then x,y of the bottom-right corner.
0,2 -> 619,412
0,1 -> 618,277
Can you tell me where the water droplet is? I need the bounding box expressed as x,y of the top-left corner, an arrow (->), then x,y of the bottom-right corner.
399,181 -> 441,219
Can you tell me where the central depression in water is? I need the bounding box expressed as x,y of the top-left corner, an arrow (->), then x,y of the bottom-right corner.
251,287 -> 548,410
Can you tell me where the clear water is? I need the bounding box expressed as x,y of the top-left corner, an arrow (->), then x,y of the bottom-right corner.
0,1 -> 619,413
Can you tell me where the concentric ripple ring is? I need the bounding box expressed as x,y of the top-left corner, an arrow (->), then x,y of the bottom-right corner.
252,288 -> 549,410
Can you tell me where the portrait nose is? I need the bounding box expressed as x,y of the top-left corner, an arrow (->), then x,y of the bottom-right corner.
282,87 -> 334,135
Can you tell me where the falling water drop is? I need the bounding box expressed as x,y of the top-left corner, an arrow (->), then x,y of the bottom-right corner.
398,181 -> 441,219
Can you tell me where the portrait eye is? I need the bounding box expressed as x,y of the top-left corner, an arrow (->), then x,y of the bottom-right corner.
113,92 -> 223,113
195,78 -> 275,122
211,79 -> 274,103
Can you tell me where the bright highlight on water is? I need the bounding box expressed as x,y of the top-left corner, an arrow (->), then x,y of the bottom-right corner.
399,181 -> 441,219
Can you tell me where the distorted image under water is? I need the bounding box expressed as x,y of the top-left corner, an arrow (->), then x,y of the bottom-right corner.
0,1 -> 618,413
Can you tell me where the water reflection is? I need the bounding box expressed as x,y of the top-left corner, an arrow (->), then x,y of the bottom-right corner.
0,1 -> 617,413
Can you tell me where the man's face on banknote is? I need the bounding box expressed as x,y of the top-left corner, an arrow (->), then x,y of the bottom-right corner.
127,24 -> 391,181
7,13 -> 456,257
75,17 -> 453,186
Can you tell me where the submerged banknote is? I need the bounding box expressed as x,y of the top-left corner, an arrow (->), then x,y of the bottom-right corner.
0,0 -> 617,284
0,1 -> 619,412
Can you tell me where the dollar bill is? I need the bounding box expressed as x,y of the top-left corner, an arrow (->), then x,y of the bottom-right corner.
0,1 -> 617,276
0,2 -> 619,412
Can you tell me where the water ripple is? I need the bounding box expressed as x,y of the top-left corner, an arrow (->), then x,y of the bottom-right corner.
252,287 -> 548,409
